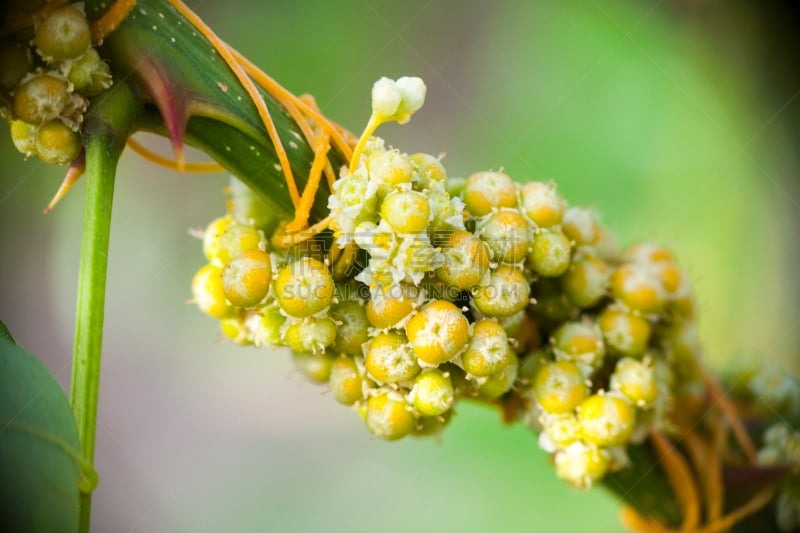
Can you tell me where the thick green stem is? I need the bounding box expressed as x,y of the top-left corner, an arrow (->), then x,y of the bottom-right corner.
69,84 -> 139,533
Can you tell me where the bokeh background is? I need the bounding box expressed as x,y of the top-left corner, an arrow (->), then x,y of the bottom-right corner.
2,1 -> 800,531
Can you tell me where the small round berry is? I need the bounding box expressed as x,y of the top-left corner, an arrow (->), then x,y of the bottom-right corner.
365,391 -> 415,440
519,182 -> 565,228
329,300 -> 370,355
34,6 -> 91,61
66,48 -> 112,95
366,283 -> 417,329
381,190 -> 430,234
533,361 -> 589,414
0,41 -> 33,89
462,171 -> 517,217
435,230 -> 490,289
34,120 -> 81,164
529,229 -> 571,277
541,413 -> 581,449
555,443 -> 609,489
10,120 -> 37,157
479,210 -> 531,263
251,304 -> 286,347
477,348 -> 518,399
215,223 -> 262,266
222,249 -> 271,307
413,414 -> 452,437
560,255 -> 611,309
14,74 -> 69,124
292,352 -> 335,383
274,257 -> 335,317
610,357 -> 659,407
329,356 -> 365,405
461,319 -> 510,377
578,394 -> 635,447
598,307 -> 651,357
284,317 -> 337,355
552,321 -> 605,371
610,264 -> 666,314
472,265 -> 530,317
202,217 -> 232,262
367,149 -> 412,190
191,264 -> 231,319
365,331 -> 420,383
562,207 -> 600,246
405,300 -> 469,365
409,152 -> 447,188
412,368 -> 454,416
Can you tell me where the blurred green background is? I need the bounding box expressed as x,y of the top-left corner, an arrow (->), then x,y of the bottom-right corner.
1,1 -> 799,531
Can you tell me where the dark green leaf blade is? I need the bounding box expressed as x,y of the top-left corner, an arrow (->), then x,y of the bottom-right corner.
0,337 -> 82,533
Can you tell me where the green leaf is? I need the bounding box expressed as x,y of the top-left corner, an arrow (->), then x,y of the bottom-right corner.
0,337 -> 83,533
87,0 -> 348,225
0,320 -> 14,344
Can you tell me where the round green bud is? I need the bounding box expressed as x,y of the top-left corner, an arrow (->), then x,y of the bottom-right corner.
542,413 -> 580,449
610,264 -> 666,314
533,361 -> 589,414
35,120 -> 81,164
562,207 -> 600,246
517,349 -> 551,386
446,177 -> 466,198
381,190 -> 430,234
0,41 -> 33,89
365,391 -> 415,440
598,307 -> 651,357
34,6 -> 91,61
610,357 -> 659,407
561,254 -> 611,309
552,321 -> 605,371
284,317 -> 337,355
529,229 -> 571,277
472,265 -> 530,317
409,152 -> 447,189
519,182 -> 565,228
413,413 -> 451,437
66,48 -> 112,95
191,264 -> 232,319
435,230 -> 490,289
329,300 -> 370,355
367,149 -> 412,191
251,303 -> 286,347
202,217 -> 232,262
222,249 -> 271,307
412,369 -> 454,416
477,347 -> 518,400
329,356 -> 365,405
366,282 -> 417,329
479,210 -> 531,263
405,300 -> 469,365
555,443 -> 609,489
461,319 -> 510,377
14,74 -> 69,124
292,352 -> 335,383
274,257 -> 335,317
462,171 -> 516,217
10,120 -> 37,157
365,331 -> 420,383
578,394 -> 635,447
214,223 -> 262,266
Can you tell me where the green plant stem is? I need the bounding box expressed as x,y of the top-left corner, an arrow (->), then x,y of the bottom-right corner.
69,84 -> 139,533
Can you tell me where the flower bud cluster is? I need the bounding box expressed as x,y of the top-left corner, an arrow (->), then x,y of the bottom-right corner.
191,77 -> 704,490
3,4 -> 112,165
